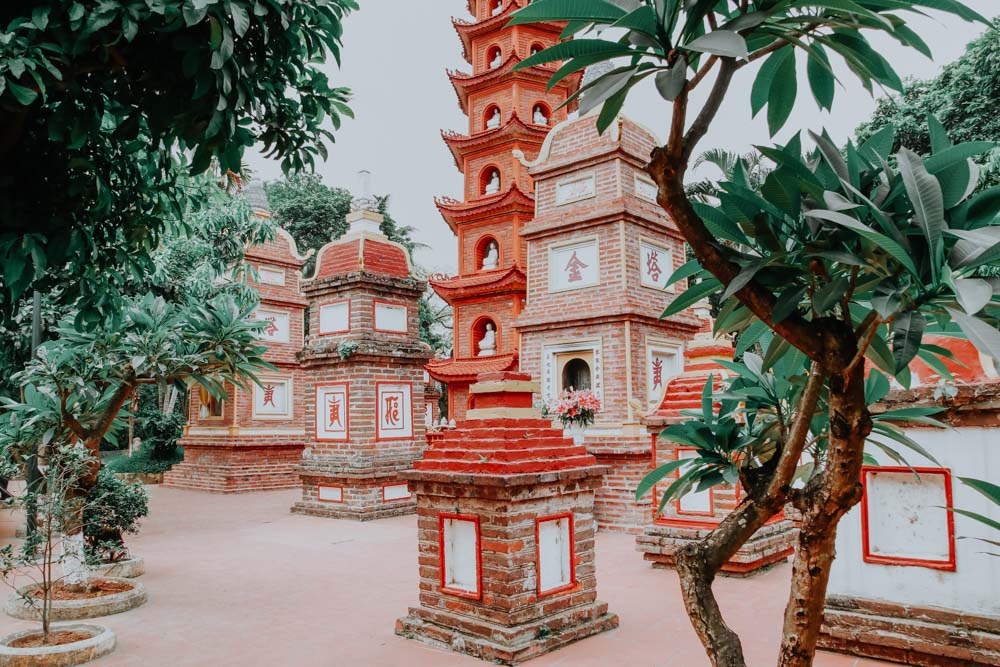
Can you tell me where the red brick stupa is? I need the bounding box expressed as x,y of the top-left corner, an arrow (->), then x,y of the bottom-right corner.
637,328 -> 798,574
426,0 -> 581,419
396,371 -> 618,664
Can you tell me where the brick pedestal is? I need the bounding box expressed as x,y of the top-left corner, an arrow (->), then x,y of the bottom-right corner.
290,208 -> 434,521
163,443 -> 301,493
585,435 -> 653,534
396,373 -> 618,665
637,332 -> 797,575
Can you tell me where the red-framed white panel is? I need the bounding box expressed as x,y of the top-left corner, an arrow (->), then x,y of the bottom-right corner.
314,382 -> 349,442
439,513 -> 482,600
373,299 -> 408,334
381,483 -> 411,502
860,466 -> 956,571
535,513 -> 576,597
375,382 -> 413,441
318,300 -> 351,335
317,485 -> 344,503
675,447 -> 714,517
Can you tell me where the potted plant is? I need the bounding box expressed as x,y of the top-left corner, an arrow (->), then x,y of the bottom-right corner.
0,446 -> 120,666
84,469 -> 149,579
547,389 -> 601,445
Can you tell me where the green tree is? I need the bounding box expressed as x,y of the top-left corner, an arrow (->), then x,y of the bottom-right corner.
1,293 -> 271,590
857,23 -> 1000,188
686,148 -> 770,203
0,0 -> 356,322
512,2 -> 995,665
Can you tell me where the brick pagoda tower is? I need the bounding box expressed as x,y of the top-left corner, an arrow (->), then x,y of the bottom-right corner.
396,371 -> 618,664
291,195 -> 434,520
636,328 -> 798,573
426,0 -> 581,419
165,207 -> 311,493
514,113 -> 702,532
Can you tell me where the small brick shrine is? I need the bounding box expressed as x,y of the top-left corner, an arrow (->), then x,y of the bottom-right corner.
396,371 -> 618,665
290,202 -> 434,520
636,329 -> 798,575
164,221 -> 311,493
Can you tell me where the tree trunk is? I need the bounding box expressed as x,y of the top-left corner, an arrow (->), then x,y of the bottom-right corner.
60,491 -> 91,593
777,342 -> 870,666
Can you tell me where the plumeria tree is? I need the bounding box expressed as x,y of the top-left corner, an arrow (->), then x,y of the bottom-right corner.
0,293 -> 271,589
511,1 -> 997,666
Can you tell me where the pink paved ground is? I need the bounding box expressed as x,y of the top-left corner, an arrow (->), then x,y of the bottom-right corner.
0,486 -> 886,666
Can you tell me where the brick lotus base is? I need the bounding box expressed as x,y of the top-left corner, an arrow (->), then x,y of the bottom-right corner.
820,595 -> 1000,666
636,519 -> 797,576
396,600 -> 618,665
291,463 -> 415,521
162,444 -> 303,493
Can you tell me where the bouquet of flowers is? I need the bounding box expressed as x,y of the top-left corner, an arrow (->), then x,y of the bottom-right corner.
547,388 -> 601,428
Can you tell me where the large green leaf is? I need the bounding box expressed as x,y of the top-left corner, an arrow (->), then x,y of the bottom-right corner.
507,0 -> 628,25
805,42 -> 835,111
662,277 -> 722,318
805,209 -> 920,277
515,40 -> 633,72
578,66 -> 640,116
683,30 -> 748,59
636,457 -> 690,501
959,477 -> 1000,507
897,148 -> 946,265
954,278 -> 994,315
891,311 -> 926,372
946,308 -> 1000,365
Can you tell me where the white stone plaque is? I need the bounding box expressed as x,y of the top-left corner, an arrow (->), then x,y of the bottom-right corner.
677,449 -> 713,515
635,174 -> 658,202
374,302 -> 408,333
319,301 -> 350,334
382,483 -> 411,502
442,516 -> 480,595
537,516 -> 573,593
317,485 -> 343,503
376,383 -> 413,440
864,468 -> 953,565
258,265 -> 286,286
641,240 -> 674,291
252,378 -> 292,419
549,241 -> 599,291
555,174 -> 596,205
253,309 -> 290,343
315,384 -> 349,441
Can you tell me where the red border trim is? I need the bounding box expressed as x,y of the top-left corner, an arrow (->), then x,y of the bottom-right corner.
317,300 -> 351,336
438,512 -> 483,600
314,382 -> 350,442
535,512 -> 577,597
316,485 -> 344,504
675,446 -> 715,517
860,466 -> 956,571
254,307 -> 292,344
381,482 -> 412,502
375,382 -> 414,442
373,299 -> 409,334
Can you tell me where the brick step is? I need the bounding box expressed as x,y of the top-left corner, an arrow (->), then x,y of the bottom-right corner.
421,445 -> 589,462
413,455 -> 597,474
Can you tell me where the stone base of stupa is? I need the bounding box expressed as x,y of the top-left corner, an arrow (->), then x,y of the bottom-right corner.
291,461 -> 415,520
395,600 -> 619,666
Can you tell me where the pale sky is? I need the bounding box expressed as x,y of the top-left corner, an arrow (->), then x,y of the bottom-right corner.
246,1 -> 996,275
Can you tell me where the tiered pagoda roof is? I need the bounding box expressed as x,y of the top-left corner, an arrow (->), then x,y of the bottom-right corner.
441,111 -> 549,170
434,183 -> 535,234
452,4 -> 564,63
429,265 -> 527,304
448,55 -> 577,114
425,352 -> 519,384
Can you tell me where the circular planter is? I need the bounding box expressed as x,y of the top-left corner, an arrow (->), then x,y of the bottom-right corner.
5,578 -> 147,622
89,556 -> 144,579
0,623 -> 115,667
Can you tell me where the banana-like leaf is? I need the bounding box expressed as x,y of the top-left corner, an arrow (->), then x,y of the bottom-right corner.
508,0 -> 628,25
655,56 -> 687,101
954,278 -> 994,315
805,209 -> 920,277
683,30 -> 748,59
946,307 -> 1000,365
898,147 -> 946,265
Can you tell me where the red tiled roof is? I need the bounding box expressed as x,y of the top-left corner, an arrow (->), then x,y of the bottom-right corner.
429,266 -> 526,303
644,338 -> 734,425
425,352 -> 518,383
435,184 -> 535,233
452,4 -> 563,64
447,54 -> 572,114
441,112 -> 548,171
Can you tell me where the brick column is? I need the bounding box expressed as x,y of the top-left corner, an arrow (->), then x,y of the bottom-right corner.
396,372 -> 618,664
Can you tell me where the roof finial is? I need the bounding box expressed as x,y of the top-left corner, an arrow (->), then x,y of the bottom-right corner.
351,169 -> 378,213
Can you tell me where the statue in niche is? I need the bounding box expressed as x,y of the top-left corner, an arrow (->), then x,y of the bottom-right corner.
490,49 -> 502,69
491,0 -> 503,16
481,241 -> 499,270
533,105 -> 549,126
478,323 -> 497,357
530,45 -> 541,56
484,170 -> 500,194
486,107 -> 501,129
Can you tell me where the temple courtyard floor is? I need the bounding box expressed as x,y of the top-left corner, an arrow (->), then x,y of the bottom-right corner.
0,486 -> 887,666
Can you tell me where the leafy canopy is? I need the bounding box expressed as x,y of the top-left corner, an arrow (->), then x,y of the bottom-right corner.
0,0 -> 356,319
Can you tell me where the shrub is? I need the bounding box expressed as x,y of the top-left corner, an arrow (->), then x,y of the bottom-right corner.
135,398 -> 185,461
106,445 -> 184,475
84,468 -> 150,564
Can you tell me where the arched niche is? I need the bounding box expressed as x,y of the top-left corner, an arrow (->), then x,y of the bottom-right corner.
475,235 -> 501,271
472,316 -> 500,357
479,166 -> 501,195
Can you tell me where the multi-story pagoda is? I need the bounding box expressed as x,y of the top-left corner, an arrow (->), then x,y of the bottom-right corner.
426,0 -> 581,419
